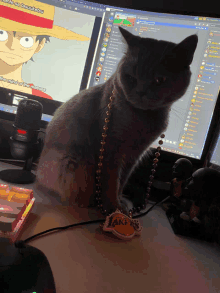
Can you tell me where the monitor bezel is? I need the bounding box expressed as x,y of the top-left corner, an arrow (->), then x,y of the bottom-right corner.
204,106 -> 220,169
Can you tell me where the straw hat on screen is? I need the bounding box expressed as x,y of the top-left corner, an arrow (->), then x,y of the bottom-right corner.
0,0 -> 90,40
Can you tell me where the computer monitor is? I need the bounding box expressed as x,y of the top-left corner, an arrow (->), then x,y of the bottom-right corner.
204,114 -> 220,169
1,0 -> 220,163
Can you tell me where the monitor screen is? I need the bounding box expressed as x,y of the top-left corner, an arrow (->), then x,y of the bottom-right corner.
0,0 -> 220,161
206,118 -> 220,167
209,136 -> 220,167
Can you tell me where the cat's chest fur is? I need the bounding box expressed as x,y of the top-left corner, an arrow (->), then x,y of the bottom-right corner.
95,75 -> 169,164
106,98 -> 168,155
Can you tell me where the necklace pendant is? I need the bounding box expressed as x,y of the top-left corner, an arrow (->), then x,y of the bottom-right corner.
101,209 -> 143,240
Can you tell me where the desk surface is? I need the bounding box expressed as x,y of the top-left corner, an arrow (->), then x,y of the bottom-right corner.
0,161 -> 220,293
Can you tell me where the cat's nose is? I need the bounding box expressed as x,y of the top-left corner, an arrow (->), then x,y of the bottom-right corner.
136,82 -> 148,97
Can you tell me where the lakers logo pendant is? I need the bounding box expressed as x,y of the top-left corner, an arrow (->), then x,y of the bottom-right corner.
101,209 -> 143,240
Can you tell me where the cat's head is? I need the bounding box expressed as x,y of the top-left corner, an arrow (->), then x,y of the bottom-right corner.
116,26 -> 198,110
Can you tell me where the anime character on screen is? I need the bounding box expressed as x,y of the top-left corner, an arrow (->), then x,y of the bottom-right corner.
0,0 -> 90,99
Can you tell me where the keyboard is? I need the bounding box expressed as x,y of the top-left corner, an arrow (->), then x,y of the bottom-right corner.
0,184 -> 35,243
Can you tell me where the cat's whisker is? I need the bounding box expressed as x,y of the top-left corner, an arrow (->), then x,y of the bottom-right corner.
172,111 -> 184,122
171,105 -> 185,122
172,105 -> 185,114
92,105 -> 108,121
172,109 -> 185,122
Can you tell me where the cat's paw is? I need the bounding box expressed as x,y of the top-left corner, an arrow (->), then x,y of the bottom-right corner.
118,195 -> 134,216
99,195 -> 133,216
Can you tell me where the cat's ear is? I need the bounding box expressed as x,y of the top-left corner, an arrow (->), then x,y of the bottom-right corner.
161,34 -> 198,71
175,34 -> 198,66
119,26 -> 136,46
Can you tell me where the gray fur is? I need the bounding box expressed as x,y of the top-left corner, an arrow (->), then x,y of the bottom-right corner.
36,27 -> 198,214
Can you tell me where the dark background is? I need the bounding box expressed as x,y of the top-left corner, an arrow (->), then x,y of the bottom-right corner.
96,0 -> 220,17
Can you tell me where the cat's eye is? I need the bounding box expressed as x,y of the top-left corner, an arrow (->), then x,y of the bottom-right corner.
155,76 -> 166,85
127,74 -> 135,82
127,74 -> 136,83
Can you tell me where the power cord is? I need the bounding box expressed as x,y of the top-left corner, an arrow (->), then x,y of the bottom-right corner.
22,195 -> 171,244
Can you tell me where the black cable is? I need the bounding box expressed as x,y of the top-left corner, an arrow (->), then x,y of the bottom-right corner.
23,195 -> 171,244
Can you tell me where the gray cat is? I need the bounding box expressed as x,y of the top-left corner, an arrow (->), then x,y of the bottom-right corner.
36,27 -> 198,215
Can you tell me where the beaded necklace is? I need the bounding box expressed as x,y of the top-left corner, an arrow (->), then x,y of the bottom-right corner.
95,89 -> 165,240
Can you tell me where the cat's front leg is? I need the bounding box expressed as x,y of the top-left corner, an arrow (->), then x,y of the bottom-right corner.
118,195 -> 134,215
100,163 -> 131,215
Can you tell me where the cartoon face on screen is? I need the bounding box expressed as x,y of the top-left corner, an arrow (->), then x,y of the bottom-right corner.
0,0 -> 90,99
0,31 -> 46,66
